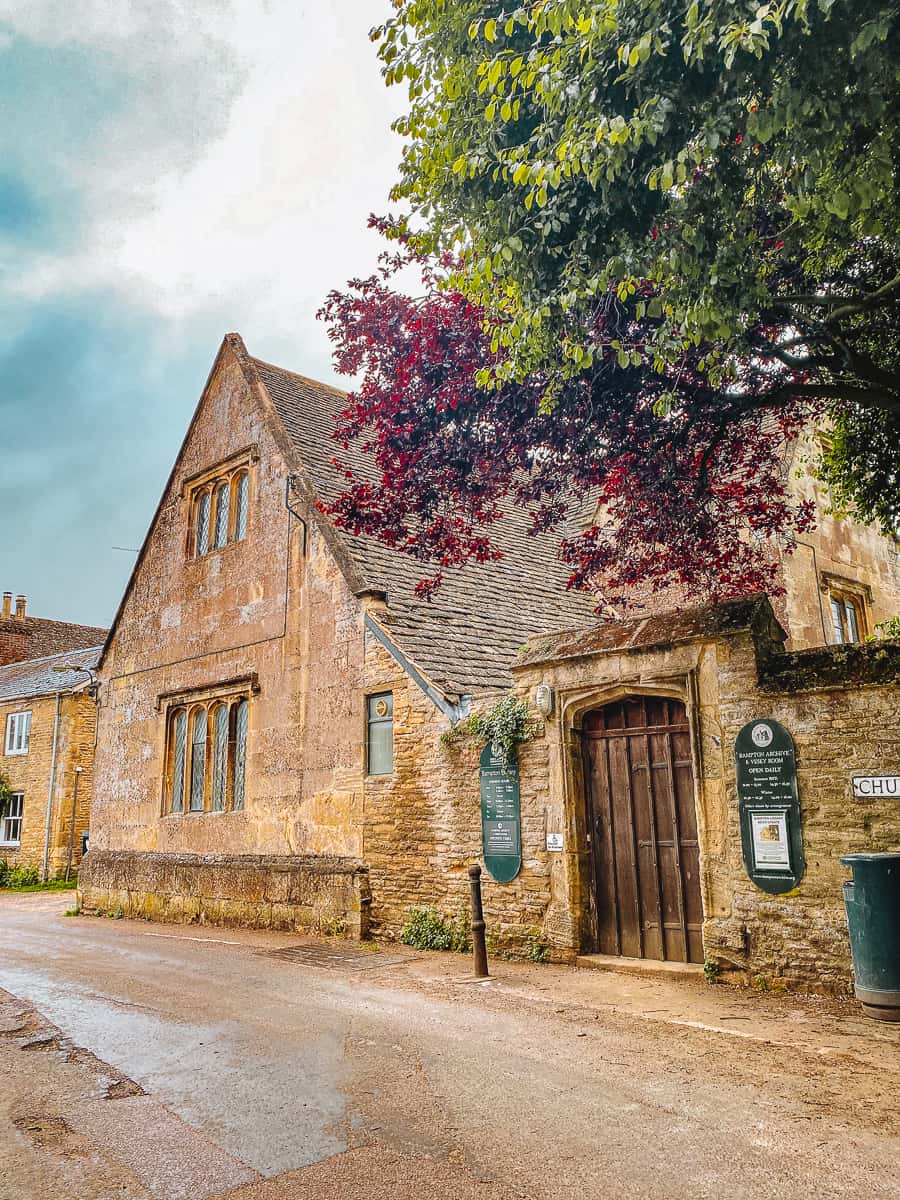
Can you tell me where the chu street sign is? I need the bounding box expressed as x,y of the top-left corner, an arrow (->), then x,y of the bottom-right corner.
479,743 -> 522,883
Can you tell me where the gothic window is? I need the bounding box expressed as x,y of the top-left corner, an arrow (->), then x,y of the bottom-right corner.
213,481 -> 231,549
164,693 -> 250,815
187,455 -> 253,559
189,708 -> 207,811
234,471 -> 249,542
195,491 -> 211,557
170,709 -> 187,813
233,699 -> 248,811
211,703 -> 229,812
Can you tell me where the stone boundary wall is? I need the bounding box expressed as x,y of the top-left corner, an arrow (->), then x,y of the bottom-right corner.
78,850 -> 371,938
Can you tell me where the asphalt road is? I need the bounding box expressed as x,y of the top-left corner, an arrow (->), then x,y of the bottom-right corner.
1,892 -> 898,1200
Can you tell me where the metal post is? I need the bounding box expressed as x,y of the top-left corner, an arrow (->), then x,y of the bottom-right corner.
65,767 -> 82,883
468,863 -> 489,978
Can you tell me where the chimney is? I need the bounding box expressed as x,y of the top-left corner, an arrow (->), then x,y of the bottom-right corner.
15,595 -> 26,619
1,593 -> 10,618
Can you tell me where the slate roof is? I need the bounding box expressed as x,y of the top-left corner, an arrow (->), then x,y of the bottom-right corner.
250,352 -> 599,698
0,615 -> 108,665
0,645 -> 102,703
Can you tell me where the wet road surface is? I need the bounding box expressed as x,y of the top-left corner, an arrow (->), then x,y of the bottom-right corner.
1,892 -> 898,1199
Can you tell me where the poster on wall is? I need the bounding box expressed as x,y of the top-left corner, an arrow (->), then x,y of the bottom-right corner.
734,718 -> 805,894
749,810 -> 791,872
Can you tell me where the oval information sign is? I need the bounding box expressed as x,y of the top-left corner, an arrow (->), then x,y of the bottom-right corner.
480,742 -> 522,883
734,718 -> 805,894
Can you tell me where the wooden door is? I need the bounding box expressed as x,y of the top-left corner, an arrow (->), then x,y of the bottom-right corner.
581,696 -> 703,964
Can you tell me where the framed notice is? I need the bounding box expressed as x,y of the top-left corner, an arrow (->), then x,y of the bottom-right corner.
749,810 -> 791,873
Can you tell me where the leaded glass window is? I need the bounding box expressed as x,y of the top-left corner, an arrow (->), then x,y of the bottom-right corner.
211,703 -> 229,811
213,482 -> 230,549
233,699 -> 248,811
235,472 -> 249,541
189,708 -> 207,811
196,491 -> 211,557
171,709 -> 187,813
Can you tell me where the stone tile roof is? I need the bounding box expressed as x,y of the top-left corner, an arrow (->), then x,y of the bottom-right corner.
515,595 -> 784,668
0,645 -> 102,703
250,354 -> 600,698
0,614 -> 108,665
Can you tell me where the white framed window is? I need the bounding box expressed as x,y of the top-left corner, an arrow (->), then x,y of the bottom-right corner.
0,792 -> 23,845
4,711 -> 31,756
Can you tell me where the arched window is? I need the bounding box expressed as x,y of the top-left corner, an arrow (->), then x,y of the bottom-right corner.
211,703 -> 229,811
234,471 -> 249,542
213,481 -> 230,549
233,699 -> 248,812
195,491 -> 211,557
170,709 -> 187,813
189,707 -> 207,811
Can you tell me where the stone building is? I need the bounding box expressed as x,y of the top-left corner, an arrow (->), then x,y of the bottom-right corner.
0,592 -> 106,667
0,645 -> 101,879
80,334 -> 899,988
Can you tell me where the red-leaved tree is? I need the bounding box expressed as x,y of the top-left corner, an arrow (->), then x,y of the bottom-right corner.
318,228 -> 817,613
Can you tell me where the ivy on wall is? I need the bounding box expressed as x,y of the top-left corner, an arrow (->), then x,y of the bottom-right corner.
441,692 -> 538,762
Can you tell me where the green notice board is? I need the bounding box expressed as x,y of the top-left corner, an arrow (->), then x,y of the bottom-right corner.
734,718 -> 805,895
480,743 -> 522,883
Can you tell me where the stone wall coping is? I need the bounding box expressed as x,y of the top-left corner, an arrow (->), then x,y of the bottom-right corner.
514,593 -> 900,695
513,595 -> 779,670
758,638 -> 900,693
82,849 -> 369,876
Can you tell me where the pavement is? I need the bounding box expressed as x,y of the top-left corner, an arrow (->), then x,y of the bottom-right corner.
0,891 -> 898,1200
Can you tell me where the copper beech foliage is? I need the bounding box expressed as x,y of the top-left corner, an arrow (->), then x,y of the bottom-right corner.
318,229 -> 816,614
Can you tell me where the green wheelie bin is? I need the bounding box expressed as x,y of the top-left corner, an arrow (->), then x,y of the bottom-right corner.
841,852 -> 900,1022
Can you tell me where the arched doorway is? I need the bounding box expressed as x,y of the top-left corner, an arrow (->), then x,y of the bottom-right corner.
580,695 -> 703,963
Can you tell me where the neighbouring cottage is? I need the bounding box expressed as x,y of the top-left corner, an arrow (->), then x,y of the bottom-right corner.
0,645 -> 101,879
80,334 -> 899,989
0,591 -> 106,667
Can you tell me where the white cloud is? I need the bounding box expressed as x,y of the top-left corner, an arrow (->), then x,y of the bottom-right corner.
4,0 -> 404,381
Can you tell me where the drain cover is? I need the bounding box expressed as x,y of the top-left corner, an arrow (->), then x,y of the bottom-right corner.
262,943 -> 413,971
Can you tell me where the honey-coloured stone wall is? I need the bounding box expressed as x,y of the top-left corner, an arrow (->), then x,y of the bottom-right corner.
0,690 -> 96,877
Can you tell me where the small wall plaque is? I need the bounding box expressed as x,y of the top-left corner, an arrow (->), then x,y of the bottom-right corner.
735,718 -> 805,894
546,832 -> 564,852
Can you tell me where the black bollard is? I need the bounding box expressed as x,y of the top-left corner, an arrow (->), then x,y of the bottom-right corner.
468,863 -> 489,978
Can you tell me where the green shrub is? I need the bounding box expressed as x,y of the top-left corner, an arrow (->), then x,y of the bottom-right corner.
525,933 -> 549,963
0,862 -> 40,888
867,615 -> 900,641
400,905 -> 471,952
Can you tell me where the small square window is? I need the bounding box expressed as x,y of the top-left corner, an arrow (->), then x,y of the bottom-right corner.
367,693 -> 393,776
4,711 -> 31,756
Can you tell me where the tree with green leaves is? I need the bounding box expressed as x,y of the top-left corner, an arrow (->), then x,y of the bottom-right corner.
373,0 -> 899,533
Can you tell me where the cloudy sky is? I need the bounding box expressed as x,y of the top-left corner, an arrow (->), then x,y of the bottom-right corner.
0,0 -> 401,626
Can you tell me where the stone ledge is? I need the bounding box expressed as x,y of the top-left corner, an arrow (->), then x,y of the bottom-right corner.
78,849 -> 371,939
